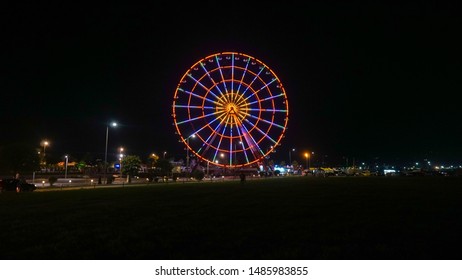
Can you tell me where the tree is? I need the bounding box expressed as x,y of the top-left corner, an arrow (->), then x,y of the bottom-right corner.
172,165 -> 181,181
121,155 -> 142,183
155,158 -> 173,177
192,169 -> 205,181
77,152 -> 93,170
48,176 -> 58,187
292,160 -> 300,173
76,161 -> 86,171
0,143 -> 40,175
148,153 -> 159,169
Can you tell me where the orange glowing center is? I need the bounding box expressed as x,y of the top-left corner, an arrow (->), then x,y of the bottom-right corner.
227,103 -> 238,114
216,93 -> 248,125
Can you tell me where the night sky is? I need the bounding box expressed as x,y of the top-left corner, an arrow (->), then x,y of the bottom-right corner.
2,2 -> 461,166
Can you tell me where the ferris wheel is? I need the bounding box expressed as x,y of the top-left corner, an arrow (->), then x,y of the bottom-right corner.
172,52 -> 289,168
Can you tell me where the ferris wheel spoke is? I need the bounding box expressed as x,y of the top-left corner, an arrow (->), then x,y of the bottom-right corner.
188,112 -> 226,143
200,62 -> 226,96
246,113 -> 286,130
242,78 -> 278,103
186,74 -> 221,101
212,118 -> 231,162
235,118 -> 265,159
229,115 -> 247,165
197,118 -> 227,154
247,93 -> 286,105
234,121 -> 251,164
235,57 -> 251,94
215,55 -> 229,94
174,105 -> 215,110
228,115 -> 234,166
179,88 -> 219,105
231,53 -> 235,94
243,119 -> 278,145
233,92 -> 247,107
176,111 -> 219,125
239,64 -> 266,97
248,107 -> 288,113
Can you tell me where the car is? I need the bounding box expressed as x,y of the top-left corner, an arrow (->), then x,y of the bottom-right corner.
0,178 -> 37,192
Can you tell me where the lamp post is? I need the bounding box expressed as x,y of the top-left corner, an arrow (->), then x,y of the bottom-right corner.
304,152 -> 310,170
104,122 -> 117,183
150,153 -> 158,169
64,155 -> 68,179
41,140 -> 49,168
43,140 -> 49,158
186,134 -> 195,171
289,148 -> 295,166
119,147 -> 124,178
220,153 -> 225,175
233,141 -> 243,166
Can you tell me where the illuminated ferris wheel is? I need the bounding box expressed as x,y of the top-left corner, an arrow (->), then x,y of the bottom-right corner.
172,52 -> 289,168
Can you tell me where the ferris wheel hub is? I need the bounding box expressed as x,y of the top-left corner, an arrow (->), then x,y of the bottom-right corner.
226,103 -> 238,114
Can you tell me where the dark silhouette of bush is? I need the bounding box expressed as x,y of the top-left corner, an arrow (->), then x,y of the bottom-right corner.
172,173 -> 180,182
192,170 -> 205,181
239,173 -> 246,184
48,176 -> 58,186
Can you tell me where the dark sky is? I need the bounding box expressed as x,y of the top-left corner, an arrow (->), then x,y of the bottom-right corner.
2,2 -> 461,166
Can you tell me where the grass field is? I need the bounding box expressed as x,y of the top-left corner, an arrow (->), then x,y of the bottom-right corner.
1,176 -> 461,260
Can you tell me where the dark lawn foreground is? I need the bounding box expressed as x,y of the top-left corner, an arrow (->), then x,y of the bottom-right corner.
1,176 -> 461,260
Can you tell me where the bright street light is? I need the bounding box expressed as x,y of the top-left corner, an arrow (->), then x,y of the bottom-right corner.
289,148 -> 295,165
186,134 -> 196,170
234,141 -> 243,165
43,140 -> 49,156
304,152 -> 311,170
64,155 -> 69,179
41,140 -> 49,166
104,121 -> 117,183
119,147 -> 124,177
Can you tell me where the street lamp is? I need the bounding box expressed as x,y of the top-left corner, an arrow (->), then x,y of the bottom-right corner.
233,141 -> 243,165
43,140 -> 49,157
186,134 -> 196,170
150,153 -> 158,169
104,122 -> 117,182
41,140 -> 49,167
304,152 -> 310,170
64,155 -> 68,179
119,147 -> 124,178
289,148 -> 295,166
